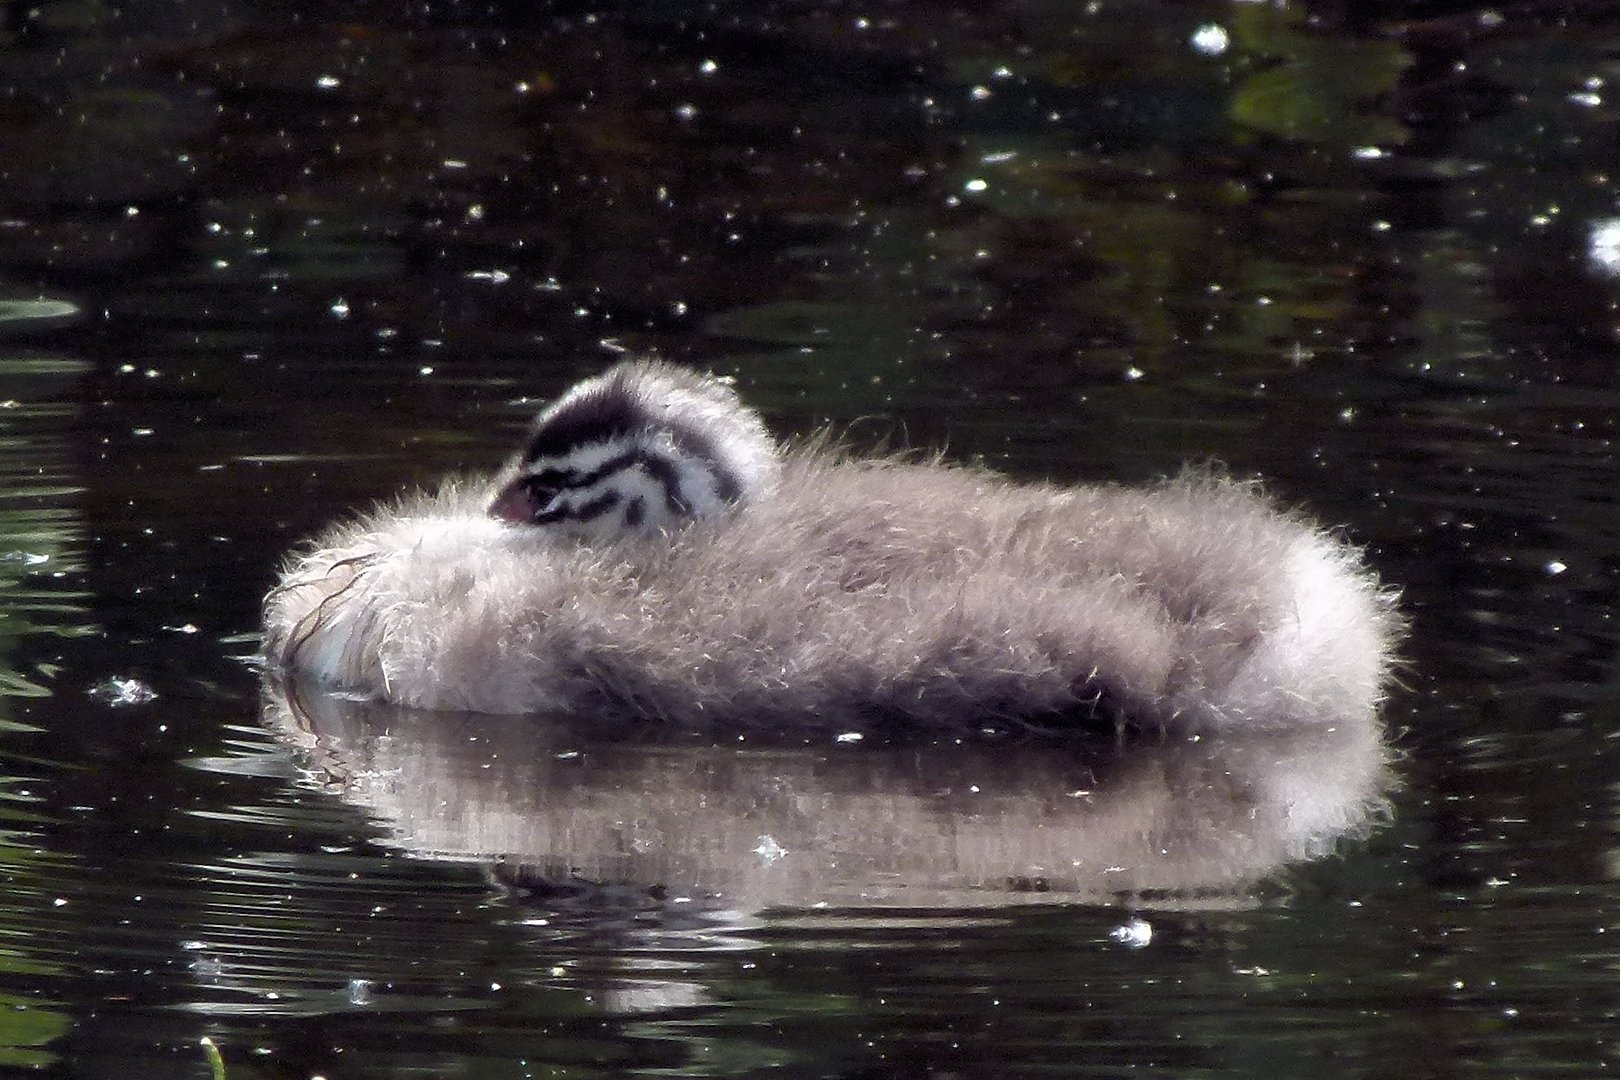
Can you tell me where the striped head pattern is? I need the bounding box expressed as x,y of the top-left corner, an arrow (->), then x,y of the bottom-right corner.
488,360 -> 780,540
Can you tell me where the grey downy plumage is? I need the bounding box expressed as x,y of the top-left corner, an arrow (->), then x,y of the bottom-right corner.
263,360 -> 1401,734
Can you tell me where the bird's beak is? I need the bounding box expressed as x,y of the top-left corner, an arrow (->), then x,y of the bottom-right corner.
489,479 -> 538,524
489,479 -> 565,525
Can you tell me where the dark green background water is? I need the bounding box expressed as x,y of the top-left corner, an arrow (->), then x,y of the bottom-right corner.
2,1 -> 1618,1076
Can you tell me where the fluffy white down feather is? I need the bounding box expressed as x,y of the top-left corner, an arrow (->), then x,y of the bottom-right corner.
263,450 -> 1401,734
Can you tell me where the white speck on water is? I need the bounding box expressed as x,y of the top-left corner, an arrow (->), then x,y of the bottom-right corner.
1190,23 -> 1229,56
1587,218 -> 1620,276
753,835 -> 787,862
835,731 -> 864,743
1545,560 -> 1568,575
1110,918 -> 1153,948
88,676 -> 158,707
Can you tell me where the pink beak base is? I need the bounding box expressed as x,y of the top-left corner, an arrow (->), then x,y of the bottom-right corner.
488,480 -> 539,524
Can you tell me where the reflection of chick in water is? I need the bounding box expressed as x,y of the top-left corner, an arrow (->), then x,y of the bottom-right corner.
265,687 -> 1392,910
265,361 -> 1400,735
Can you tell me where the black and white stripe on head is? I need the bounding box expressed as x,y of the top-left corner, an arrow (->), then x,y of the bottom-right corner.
489,360 -> 780,540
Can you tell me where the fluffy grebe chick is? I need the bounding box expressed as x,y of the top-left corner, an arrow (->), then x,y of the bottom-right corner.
263,360 -> 1400,734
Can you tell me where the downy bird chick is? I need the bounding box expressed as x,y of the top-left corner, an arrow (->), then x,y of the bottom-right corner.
263,360 -> 1400,735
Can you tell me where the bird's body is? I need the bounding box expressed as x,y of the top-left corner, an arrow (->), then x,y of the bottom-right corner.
263,362 -> 1399,734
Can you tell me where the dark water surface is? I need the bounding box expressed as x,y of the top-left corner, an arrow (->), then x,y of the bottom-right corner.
3,1 -> 1619,1076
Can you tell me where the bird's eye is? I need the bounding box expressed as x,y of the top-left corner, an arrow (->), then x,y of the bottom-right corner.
524,468 -> 571,501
